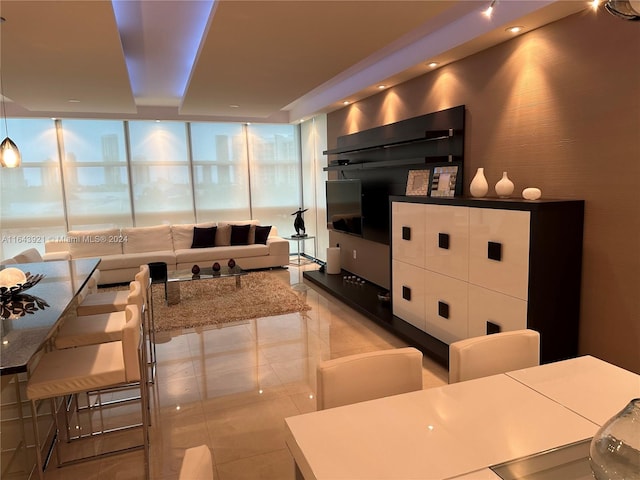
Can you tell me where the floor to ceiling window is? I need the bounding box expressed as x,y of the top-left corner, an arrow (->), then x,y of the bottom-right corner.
59,119 -> 132,230
0,119 -> 65,259
247,124 -> 301,236
128,121 -> 194,226
190,122 -> 250,223
0,118 -> 303,259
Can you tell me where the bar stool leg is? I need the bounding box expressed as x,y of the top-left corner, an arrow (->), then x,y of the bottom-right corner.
29,400 -> 45,480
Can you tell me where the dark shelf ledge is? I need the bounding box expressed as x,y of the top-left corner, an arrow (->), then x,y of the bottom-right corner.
303,269 -> 449,367
323,132 -> 452,156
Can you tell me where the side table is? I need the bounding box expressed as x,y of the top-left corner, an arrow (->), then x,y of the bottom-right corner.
284,235 -> 316,265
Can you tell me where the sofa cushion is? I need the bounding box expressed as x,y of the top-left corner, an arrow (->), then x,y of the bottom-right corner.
171,224 -> 195,250
254,226 -> 272,245
122,225 -> 173,254
175,244 -> 269,264
98,252 -> 176,270
219,220 -> 260,244
230,225 -> 251,246
172,222 -> 216,250
215,224 -> 232,246
68,228 -> 123,258
191,226 -> 217,248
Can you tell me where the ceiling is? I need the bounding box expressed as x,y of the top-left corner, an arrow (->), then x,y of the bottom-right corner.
0,0 -> 591,124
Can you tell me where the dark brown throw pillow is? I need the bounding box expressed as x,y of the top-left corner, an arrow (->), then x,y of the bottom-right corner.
254,225 -> 272,244
230,224 -> 251,245
191,226 -> 217,248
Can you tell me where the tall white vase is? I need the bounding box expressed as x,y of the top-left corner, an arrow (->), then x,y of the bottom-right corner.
470,167 -> 488,198
495,172 -> 514,198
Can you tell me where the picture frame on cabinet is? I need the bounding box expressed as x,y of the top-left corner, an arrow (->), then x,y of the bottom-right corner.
430,164 -> 460,198
406,169 -> 431,196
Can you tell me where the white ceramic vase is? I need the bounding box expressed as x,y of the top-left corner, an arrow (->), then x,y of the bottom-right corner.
495,172 -> 514,198
470,167 -> 488,198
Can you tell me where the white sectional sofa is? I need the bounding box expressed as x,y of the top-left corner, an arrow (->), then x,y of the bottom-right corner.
43,220 -> 290,285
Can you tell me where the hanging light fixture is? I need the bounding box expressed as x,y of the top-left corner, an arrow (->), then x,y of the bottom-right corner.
604,0 -> 640,20
0,16 -> 20,168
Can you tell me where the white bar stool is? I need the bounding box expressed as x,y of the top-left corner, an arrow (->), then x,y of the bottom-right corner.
26,306 -> 149,479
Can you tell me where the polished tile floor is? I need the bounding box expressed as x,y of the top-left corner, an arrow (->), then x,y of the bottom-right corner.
43,264 -> 448,479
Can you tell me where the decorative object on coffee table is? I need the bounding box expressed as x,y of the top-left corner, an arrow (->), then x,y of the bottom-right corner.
292,208 -> 308,237
227,258 -> 236,268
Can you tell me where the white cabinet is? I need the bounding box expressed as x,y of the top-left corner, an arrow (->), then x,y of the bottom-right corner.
467,284 -> 527,338
391,198 -> 584,364
468,208 -> 530,300
424,270 -> 469,344
424,204 -> 469,281
391,201 -> 426,268
392,260 -> 426,331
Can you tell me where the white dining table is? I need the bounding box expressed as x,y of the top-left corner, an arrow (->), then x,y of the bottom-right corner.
284,355 -> 640,480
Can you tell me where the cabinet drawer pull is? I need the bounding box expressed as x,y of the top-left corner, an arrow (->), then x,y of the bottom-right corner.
402,286 -> 412,301
486,321 -> 502,334
438,301 -> 449,319
487,241 -> 502,261
402,226 -> 411,241
438,233 -> 450,250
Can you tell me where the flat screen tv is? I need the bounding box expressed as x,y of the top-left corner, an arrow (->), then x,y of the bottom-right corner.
326,179 -> 363,237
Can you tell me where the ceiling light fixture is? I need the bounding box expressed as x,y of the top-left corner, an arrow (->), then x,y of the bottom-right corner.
229,104 -> 240,108
0,16 -> 21,168
428,62 -> 439,68
377,85 -> 387,90
483,0 -> 496,18
506,26 -> 524,34
342,101 -> 350,105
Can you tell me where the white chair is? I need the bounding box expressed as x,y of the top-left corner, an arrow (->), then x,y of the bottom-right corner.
77,276 -> 136,316
135,265 -> 157,380
448,329 -> 540,384
316,347 -> 424,410
26,305 -> 149,479
179,445 -> 214,480
54,282 -> 143,349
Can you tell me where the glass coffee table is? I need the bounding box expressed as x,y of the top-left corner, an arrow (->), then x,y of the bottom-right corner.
166,264 -> 247,305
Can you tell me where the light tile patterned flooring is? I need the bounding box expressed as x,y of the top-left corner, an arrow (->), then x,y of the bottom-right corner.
43,264 -> 448,479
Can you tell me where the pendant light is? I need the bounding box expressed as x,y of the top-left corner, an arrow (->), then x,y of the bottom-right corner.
0,16 -> 20,168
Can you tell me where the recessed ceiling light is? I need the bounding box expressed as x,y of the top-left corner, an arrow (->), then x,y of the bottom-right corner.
342,101 -> 350,105
229,104 -> 240,108
428,62 -> 439,68
483,0 -> 496,18
377,85 -> 387,90
506,26 -> 524,34
67,99 -> 80,103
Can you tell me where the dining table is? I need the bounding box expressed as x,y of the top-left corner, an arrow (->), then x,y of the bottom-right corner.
285,355 -> 640,480
1,258 -> 100,479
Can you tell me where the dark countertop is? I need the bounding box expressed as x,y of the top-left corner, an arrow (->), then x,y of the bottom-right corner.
1,258 -> 100,375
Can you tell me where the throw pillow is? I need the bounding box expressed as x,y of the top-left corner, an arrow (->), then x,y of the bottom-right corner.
254,225 -> 272,244
191,226 -> 217,248
230,224 -> 251,246
215,224 -> 232,246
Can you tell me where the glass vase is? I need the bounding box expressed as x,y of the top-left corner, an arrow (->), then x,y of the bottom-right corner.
589,398 -> 640,480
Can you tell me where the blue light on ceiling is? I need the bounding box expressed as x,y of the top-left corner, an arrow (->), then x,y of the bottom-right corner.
112,0 -> 215,100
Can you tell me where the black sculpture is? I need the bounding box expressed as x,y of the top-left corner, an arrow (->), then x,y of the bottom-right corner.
292,208 -> 308,237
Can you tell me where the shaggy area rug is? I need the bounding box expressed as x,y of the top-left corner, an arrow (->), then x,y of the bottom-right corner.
104,271 -> 311,333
